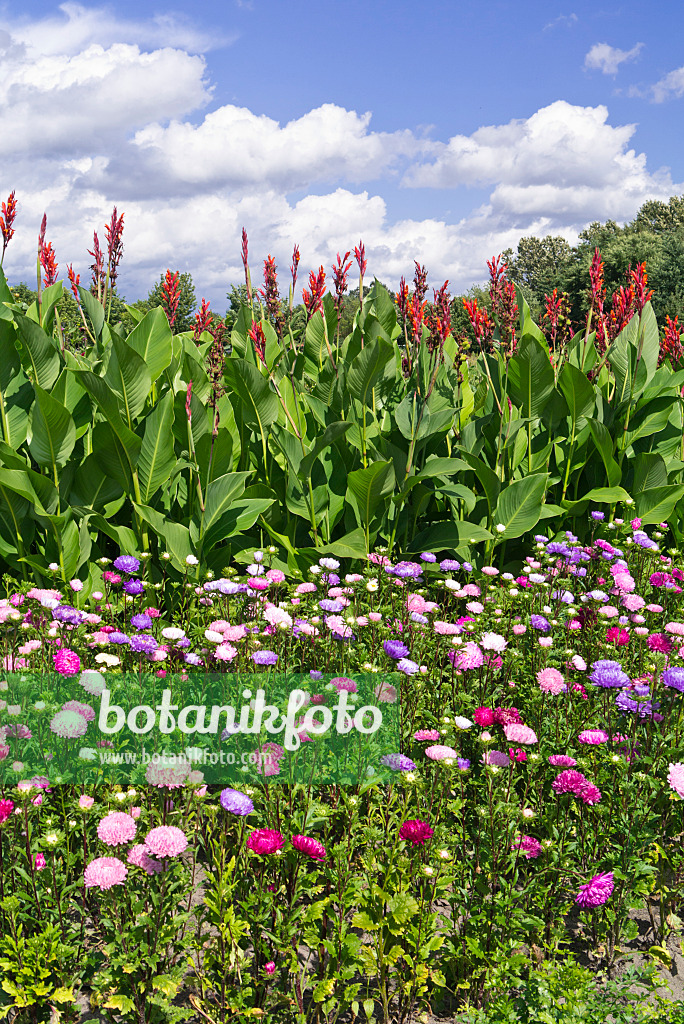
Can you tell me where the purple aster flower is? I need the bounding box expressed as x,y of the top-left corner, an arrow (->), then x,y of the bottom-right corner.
252,650 -> 278,666
388,560 -> 423,579
220,788 -> 254,815
184,653 -> 203,666
397,658 -> 419,675
633,531 -> 657,550
130,613 -> 152,631
529,615 -> 550,633
130,635 -> 158,655
662,667 -> 684,694
457,758 -> 470,771
113,555 -> 140,575
546,542 -> 571,557
440,559 -> 460,571
420,552 -> 437,562
319,599 -> 344,613
108,632 -> 131,645
591,511 -> 605,521
319,557 -> 340,570
326,573 -> 340,586
310,670 -> 322,681
410,612 -> 429,624
175,637 -> 191,649
462,562 -> 473,573
589,659 -> 630,688
615,687 -> 658,717
380,753 -> 417,772
52,605 -> 85,625
123,579 -> 144,596
383,639 -> 410,660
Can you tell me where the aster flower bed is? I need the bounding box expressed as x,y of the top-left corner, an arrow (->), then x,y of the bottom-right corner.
2,515 -> 684,1020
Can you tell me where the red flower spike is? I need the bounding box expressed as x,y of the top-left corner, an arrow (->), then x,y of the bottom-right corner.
463,297 -> 494,352
487,255 -> 517,356
88,231 -> 105,297
38,215 -> 58,288
302,266 -> 326,321
0,191 -> 16,261
248,321 -> 267,365
104,207 -> 125,290
161,269 -> 181,327
67,264 -> 81,302
194,297 -> 212,340
395,277 -> 409,318
354,241 -> 367,277
290,244 -> 300,291
332,251 -> 352,312
659,314 -> 683,367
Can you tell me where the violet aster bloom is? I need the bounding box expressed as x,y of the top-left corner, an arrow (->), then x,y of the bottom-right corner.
380,753 -> 417,772
662,667 -> 684,693
457,758 -> 470,771
546,542 -> 571,557
319,599 -> 344,613
389,560 -> 423,579
123,579 -> 144,596
575,871 -> 614,908
52,605 -> 85,625
184,653 -> 203,666
589,660 -> 630,688
397,658 -> 419,675
529,615 -> 550,632
310,670 -> 322,680
383,640 -> 410,660
130,613 -> 152,630
591,511 -> 605,521
252,650 -> 278,666
113,555 -> 140,575
130,635 -> 158,655
220,788 -> 254,816
108,631 -> 130,645
420,552 -> 437,562
440,559 -> 460,571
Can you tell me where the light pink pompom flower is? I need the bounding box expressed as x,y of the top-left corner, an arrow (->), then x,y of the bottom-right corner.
144,825 -> 188,858
97,811 -> 137,846
425,744 -> 458,761
668,762 -> 684,798
84,856 -> 128,890
537,667 -> 565,695
503,723 -> 538,745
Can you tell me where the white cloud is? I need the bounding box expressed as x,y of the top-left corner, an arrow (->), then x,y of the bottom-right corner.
651,66 -> 684,102
543,13 -> 577,31
584,41 -> 643,76
0,13 -> 678,307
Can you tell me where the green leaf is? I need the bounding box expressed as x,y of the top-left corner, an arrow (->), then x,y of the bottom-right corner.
638,302 -> 660,384
69,454 -> 123,512
73,370 -> 142,476
125,306 -> 173,381
14,312 -> 61,389
458,451 -> 500,518
407,521 -> 493,554
494,473 -> 548,539
558,362 -> 596,423
138,392 -> 177,503
104,334 -> 152,425
77,285 -> 105,339
625,396 -> 677,447
346,337 -> 393,406
632,452 -> 668,493
134,503 -> 193,568
224,358 -> 279,432
28,385 -> 76,469
201,472 -> 251,533
635,485 -> 684,526
0,319 -> 20,392
507,336 -> 554,418
299,421 -> 353,480
587,418 -> 621,488
346,460 -> 395,538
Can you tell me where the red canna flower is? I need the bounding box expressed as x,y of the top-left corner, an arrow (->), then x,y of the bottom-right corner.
630,261 -> 653,314
260,254 -> 282,335
241,227 -> 252,304
354,240 -> 367,277
38,214 -> 58,288
659,314 -> 683,367
67,264 -> 81,302
104,207 -> 124,290
290,244 -> 300,292
395,276 -> 409,318
161,269 -> 180,327
194,297 -> 212,340
88,231 -> 105,298
588,248 -> 608,352
331,250 -> 352,313
0,190 -> 16,263
463,297 -> 493,352
542,288 -> 573,359
248,321 -> 267,365
302,266 -> 326,321
487,255 -> 517,356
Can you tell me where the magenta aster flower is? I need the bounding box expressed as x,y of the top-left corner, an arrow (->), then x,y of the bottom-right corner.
578,729 -> 609,745
473,707 -> 494,726
414,729 -> 440,742
398,819 -> 434,846
247,829 -> 284,855
512,835 -> 543,859
552,769 -> 590,795
549,754 -> 577,767
53,648 -> 81,676
144,825 -> 188,858
292,834 -> 327,860
97,811 -> 137,846
575,871 -> 614,908
84,856 -> 128,890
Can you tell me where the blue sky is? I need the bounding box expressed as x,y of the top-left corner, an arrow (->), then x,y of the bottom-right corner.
1,0 -> 682,308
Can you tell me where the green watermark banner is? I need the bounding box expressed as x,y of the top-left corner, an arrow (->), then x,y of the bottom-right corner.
0,670 -> 401,785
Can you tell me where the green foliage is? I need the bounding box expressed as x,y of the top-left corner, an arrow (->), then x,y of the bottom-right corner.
141,270 -> 197,333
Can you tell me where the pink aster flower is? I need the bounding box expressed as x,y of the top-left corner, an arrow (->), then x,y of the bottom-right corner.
247,828 -> 285,855
414,729 -> 440,742
374,682 -> 397,703
648,633 -> 673,654
292,834 -> 327,860
580,783 -> 602,805
84,856 -> 128,890
49,709 -> 88,739
453,642 -> 484,670
552,769 -> 590,795
399,819 -> 434,846
425,744 -> 458,761
512,835 -> 542,859
549,754 -> 577,767
461,584 -> 481,597
578,729 -> 609,745
127,843 -> 163,875
433,621 -> 461,635
575,871 -> 614,908
53,648 -> 81,676
512,623 -> 527,635
668,762 -> 684,798
97,812 -> 137,846
665,622 -> 684,636
144,825 -> 188,858
61,700 -> 95,722
79,794 -> 94,810
474,707 -> 495,726
482,749 -> 511,767
480,632 -> 507,652
537,667 -> 566,695
503,723 -> 538,745
331,677 -> 358,693
145,760 -> 190,788
215,643 -> 238,662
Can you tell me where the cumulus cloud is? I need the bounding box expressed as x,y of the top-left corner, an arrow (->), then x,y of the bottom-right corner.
584,42 -> 643,76
651,66 -> 684,102
0,11 -> 678,305
543,13 -> 578,31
